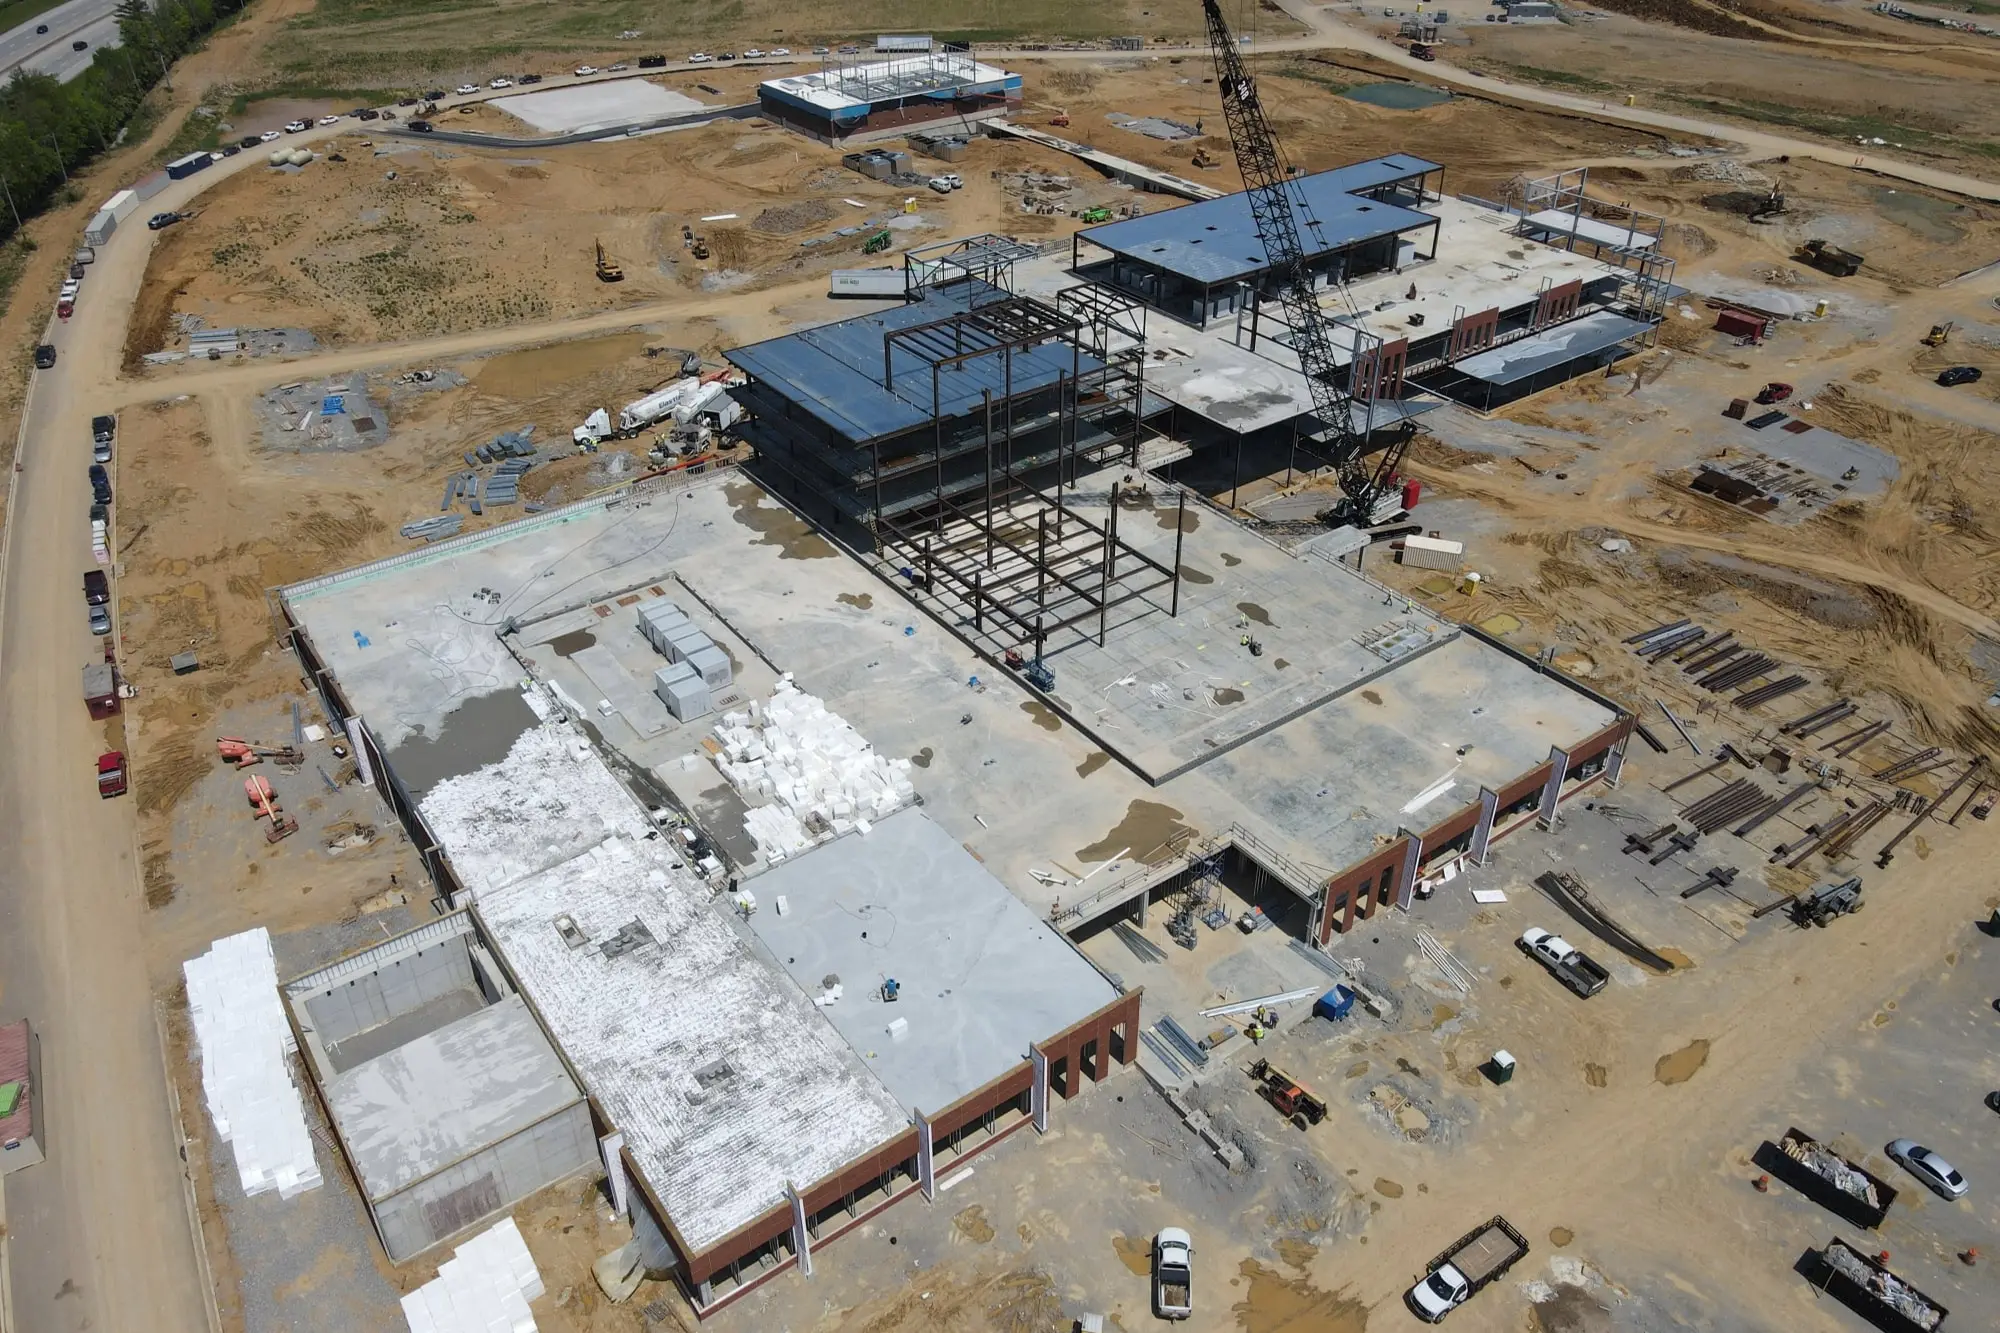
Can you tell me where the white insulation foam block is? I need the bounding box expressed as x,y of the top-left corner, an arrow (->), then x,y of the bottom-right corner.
182,927 -> 323,1199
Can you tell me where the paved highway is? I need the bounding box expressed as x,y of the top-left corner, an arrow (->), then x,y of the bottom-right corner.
0,0 -> 123,84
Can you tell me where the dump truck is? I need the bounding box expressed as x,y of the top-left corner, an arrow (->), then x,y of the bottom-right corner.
1519,926 -> 1610,998
1800,238 -> 1863,277
1808,1237 -> 1945,1333
1406,1216 -> 1529,1322
1152,1228 -> 1193,1320
1763,1126 -> 1897,1228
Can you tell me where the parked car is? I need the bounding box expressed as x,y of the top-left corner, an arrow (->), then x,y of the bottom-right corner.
409,120 -> 433,133
1887,1140 -> 1969,1199
220,143 -> 240,157
424,88 -> 447,100
69,262 -> 84,280
357,108 -> 380,120
83,570 -> 109,606
397,96 -> 419,106
93,435 -> 111,463
489,76 -> 512,88
71,39 -> 87,51
90,502 -> 108,526
455,83 -> 479,95
1937,365 -> 1983,387
284,119 -> 309,133
638,54 -> 667,68
769,47 -> 791,56
813,45 -> 830,53
574,64 -> 598,76
718,51 -> 736,60
1152,1229 -> 1193,1320
238,134 -> 263,148
316,114 -> 341,126
92,413 -> 115,441
1986,1090 -> 2000,1113
520,73 -> 542,84
34,344 -> 55,369
743,48 -> 764,58
606,61 -> 629,71
941,172 -> 964,189
928,176 -> 954,194
35,22 -> 47,32
688,52 -> 712,63
259,129 -> 282,142
88,604 -> 111,636
147,211 -> 183,231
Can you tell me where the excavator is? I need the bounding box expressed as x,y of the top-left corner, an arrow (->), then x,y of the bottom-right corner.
594,238 -> 624,283
1200,0 -> 1413,525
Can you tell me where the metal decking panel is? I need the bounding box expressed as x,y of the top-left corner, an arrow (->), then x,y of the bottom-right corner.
1077,156 -> 1442,286
724,283 -> 1106,445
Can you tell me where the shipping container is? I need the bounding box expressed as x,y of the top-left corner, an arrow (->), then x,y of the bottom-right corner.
165,151 -> 216,180
1400,535 -> 1464,571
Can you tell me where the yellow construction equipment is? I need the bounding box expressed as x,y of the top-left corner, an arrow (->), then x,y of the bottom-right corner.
594,238 -> 624,283
1923,322 -> 1954,347
1190,145 -> 1219,169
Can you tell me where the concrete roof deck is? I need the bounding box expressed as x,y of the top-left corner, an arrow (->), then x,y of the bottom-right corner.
1076,157 -> 1441,287
1448,310 -> 1653,385
471,796 -> 911,1254
922,482 -> 1466,784
324,995 -> 582,1201
740,809 -> 1118,1114
284,473 -> 1618,945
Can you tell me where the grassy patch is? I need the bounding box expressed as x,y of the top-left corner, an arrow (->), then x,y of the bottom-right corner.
226,85 -> 405,115
0,0 -> 71,36
0,236 -> 35,317
153,103 -> 225,166
257,0 -> 1204,83
1666,93 -> 1999,158
1269,62 -> 1351,95
1490,63 -> 1616,95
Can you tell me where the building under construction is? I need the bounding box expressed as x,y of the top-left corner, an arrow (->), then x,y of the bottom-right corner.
757,46 -> 1022,143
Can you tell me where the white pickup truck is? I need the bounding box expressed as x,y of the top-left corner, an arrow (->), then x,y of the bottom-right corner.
1519,926 -> 1610,998
1152,1228 -> 1193,1320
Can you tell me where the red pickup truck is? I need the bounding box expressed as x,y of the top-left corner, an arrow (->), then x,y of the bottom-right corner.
97,751 -> 127,798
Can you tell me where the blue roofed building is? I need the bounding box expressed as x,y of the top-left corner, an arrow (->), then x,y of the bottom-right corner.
1070,155 -> 1445,327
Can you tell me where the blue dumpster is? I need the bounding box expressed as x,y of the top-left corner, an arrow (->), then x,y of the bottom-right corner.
1314,985 -> 1355,1022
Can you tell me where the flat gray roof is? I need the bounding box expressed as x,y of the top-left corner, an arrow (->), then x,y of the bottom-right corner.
325,995 -> 582,1201
1077,157 -> 1441,287
741,810 -> 1117,1114
474,823 -> 911,1254
1450,310 -> 1652,385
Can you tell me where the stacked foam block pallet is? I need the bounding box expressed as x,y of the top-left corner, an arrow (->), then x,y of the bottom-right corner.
182,927 -> 323,1198
710,676 -> 916,860
400,1215 -> 544,1333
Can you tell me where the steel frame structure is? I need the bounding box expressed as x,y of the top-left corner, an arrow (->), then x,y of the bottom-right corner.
905,234 -> 1043,298
807,42 -> 984,104
864,293 -> 1179,660
1517,168 -> 1675,347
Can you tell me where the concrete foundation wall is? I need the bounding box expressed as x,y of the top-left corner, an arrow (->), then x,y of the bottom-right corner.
374,1099 -> 597,1262
301,935 -> 477,1047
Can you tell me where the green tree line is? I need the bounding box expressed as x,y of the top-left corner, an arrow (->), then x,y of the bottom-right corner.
0,0 -> 247,235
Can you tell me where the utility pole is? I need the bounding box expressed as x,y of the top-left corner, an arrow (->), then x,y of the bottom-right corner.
46,132 -> 66,184
0,172 -> 22,231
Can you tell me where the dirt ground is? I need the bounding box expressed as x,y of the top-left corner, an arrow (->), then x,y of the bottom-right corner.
16,3 -> 2000,1326
1434,0 -> 2000,168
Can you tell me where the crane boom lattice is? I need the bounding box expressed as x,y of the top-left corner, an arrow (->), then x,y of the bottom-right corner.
1202,0 -> 1397,522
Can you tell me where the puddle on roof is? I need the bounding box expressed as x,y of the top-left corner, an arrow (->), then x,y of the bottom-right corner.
383,689 -> 542,796
724,480 -> 838,559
